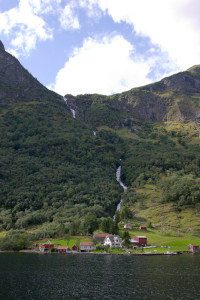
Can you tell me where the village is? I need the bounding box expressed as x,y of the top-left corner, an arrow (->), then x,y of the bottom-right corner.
34,223 -> 200,255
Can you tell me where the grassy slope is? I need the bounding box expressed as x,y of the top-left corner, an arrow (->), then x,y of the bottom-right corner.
122,228 -> 200,253
115,122 -> 200,234
129,184 -> 200,233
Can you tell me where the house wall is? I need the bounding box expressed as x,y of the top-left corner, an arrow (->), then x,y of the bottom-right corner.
134,237 -> 147,246
80,245 -> 95,251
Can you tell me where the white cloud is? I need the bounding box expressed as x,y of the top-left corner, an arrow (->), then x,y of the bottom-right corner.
51,35 -> 151,96
0,0 -> 80,56
84,0 -> 200,71
59,3 -> 80,30
0,0 -> 53,56
78,0 -> 102,18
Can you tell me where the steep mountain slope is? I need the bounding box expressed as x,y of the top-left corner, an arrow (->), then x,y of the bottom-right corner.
1,38 -> 200,236
66,65 -> 200,127
65,65 -> 200,234
0,42 -> 123,234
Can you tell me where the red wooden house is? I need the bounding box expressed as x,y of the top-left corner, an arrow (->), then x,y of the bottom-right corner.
140,226 -> 147,231
130,236 -> 147,247
39,243 -> 54,252
72,245 -> 80,251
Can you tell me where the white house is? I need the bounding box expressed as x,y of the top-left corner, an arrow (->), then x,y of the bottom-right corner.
103,235 -> 122,248
80,242 -> 95,252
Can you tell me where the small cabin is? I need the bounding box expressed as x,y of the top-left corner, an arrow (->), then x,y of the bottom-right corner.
140,226 -> 147,231
130,236 -> 147,247
188,244 -> 199,254
58,246 -> 68,253
72,245 -> 80,251
124,224 -> 132,230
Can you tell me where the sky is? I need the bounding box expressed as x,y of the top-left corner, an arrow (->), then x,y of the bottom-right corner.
0,0 -> 200,96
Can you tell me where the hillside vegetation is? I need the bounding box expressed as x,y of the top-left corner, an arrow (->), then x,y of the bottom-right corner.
1,40 -> 200,238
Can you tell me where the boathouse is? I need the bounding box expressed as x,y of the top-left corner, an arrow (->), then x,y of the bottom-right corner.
188,244 -> 199,253
58,246 -> 68,253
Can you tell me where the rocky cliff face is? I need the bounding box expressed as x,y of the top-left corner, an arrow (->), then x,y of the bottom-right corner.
0,40 -> 63,106
65,65 -> 200,128
0,41 -> 40,89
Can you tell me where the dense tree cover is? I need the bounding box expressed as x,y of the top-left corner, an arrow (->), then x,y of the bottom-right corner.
0,91 -> 125,231
121,125 -> 200,208
100,217 -> 119,235
122,231 -> 131,247
2,73 -> 200,237
0,230 -> 31,251
160,174 -> 200,206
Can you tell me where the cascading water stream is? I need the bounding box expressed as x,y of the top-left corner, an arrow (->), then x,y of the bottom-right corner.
114,165 -> 127,219
63,96 -> 76,119
63,97 -> 97,134
70,108 -> 76,119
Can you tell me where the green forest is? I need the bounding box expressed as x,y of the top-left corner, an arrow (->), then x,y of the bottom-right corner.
1,48 -> 200,242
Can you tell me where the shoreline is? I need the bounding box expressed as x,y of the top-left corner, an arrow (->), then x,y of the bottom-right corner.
0,250 -> 192,256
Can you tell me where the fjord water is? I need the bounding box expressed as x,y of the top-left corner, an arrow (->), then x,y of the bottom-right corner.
1,254 -> 200,300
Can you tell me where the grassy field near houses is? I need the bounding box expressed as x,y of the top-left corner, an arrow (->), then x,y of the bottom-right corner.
124,228 -> 200,253
0,220 -> 200,254
37,228 -> 200,254
38,236 -> 91,247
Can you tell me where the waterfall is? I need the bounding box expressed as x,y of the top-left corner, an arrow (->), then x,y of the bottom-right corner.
70,108 -> 76,119
116,166 -> 127,192
63,96 -> 76,119
114,165 -> 127,219
93,131 -> 96,136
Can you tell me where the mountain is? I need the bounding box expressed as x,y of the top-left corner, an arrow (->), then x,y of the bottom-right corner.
66,65 -> 200,127
1,39 -> 200,237
65,66 -> 200,234
0,41 -> 123,236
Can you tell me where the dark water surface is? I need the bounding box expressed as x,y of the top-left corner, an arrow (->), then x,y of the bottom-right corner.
0,253 -> 200,300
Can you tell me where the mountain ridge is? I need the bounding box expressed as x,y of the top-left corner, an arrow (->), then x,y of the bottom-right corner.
66,65 -> 200,130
